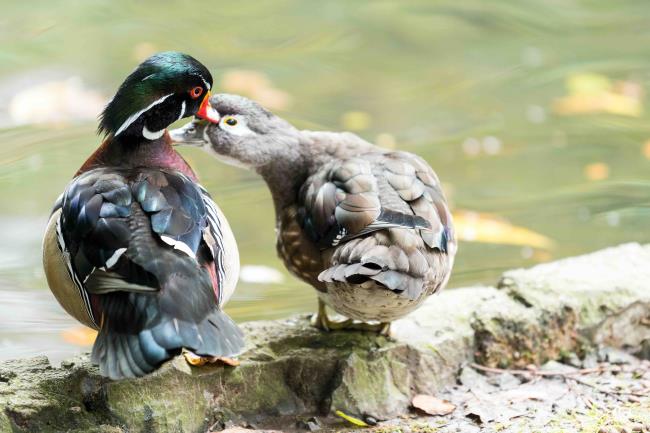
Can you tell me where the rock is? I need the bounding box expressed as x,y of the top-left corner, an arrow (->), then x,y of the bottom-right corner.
1,243 -> 649,433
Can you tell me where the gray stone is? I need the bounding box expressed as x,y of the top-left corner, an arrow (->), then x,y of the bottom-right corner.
1,243 -> 649,433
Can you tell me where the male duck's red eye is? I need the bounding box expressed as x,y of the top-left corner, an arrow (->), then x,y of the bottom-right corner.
189,86 -> 203,99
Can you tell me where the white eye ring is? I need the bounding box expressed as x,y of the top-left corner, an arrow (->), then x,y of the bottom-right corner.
219,115 -> 254,136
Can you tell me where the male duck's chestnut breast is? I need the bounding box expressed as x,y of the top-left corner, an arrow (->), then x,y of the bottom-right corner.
42,210 -> 99,330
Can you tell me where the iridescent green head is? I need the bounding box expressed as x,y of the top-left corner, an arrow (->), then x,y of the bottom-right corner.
98,51 -> 220,141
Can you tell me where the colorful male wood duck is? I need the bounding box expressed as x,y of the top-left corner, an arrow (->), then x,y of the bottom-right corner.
171,94 -> 456,334
42,52 -> 243,379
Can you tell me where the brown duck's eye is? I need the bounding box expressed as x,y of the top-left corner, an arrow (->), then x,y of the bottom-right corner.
189,86 -> 203,99
224,116 -> 238,126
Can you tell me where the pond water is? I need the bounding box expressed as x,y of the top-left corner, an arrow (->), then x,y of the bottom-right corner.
1,0 -> 649,364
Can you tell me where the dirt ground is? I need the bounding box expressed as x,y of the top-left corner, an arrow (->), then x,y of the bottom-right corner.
225,347 -> 650,433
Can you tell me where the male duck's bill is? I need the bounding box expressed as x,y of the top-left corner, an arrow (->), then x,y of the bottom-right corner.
196,92 -> 220,123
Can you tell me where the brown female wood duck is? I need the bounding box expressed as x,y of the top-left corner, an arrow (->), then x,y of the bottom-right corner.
171,93 -> 456,334
42,53 -> 242,379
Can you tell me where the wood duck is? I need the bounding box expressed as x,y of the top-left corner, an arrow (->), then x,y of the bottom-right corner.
171,94 -> 456,334
42,53 -> 243,379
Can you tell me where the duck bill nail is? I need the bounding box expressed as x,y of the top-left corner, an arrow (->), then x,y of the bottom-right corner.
196,92 -> 220,123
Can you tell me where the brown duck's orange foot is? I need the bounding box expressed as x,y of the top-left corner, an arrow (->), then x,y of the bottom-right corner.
310,299 -> 392,336
183,350 -> 240,367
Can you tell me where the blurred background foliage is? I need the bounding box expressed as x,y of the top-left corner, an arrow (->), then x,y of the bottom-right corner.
1,0 -> 649,360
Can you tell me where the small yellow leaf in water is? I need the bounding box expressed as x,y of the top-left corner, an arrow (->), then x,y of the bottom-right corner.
221,69 -> 291,110
61,326 -> 97,346
642,140 -> 650,159
341,111 -> 372,131
553,73 -> 643,117
452,210 -> 554,250
412,394 -> 456,416
567,73 -> 612,95
334,410 -> 369,427
584,162 -> 609,181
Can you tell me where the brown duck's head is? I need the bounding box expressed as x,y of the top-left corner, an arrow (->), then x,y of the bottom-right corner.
170,93 -> 300,169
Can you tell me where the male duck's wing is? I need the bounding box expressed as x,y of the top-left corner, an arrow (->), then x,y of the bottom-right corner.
58,167 -> 243,379
59,168 -> 213,296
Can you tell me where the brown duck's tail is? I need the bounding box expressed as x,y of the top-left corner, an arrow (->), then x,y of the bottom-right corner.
317,233 -> 432,300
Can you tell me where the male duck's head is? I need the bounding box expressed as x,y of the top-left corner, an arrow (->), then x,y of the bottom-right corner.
98,51 -> 220,141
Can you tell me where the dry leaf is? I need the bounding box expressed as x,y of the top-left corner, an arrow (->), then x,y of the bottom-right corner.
220,69 -> 291,110
183,350 -> 240,367
341,111 -> 372,131
453,210 -> 554,249
553,73 -> 643,117
411,394 -> 456,416
584,162 -> 610,181
61,326 -> 97,346
643,140 -> 650,159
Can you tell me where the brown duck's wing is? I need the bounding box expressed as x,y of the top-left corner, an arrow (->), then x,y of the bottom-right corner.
381,151 -> 455,253
298,153 -> 452,252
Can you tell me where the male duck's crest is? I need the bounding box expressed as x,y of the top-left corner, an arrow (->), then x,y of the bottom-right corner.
98,51 -> 219,141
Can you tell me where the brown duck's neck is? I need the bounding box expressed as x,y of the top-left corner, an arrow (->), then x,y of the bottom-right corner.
76,132 -> 198,181
257,155 -> 310,217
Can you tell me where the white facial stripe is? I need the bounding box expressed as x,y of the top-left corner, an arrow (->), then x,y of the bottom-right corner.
198,75 -> 211,90
178,100 -> 186,121
142,73 -> 156,81
143,126 -> 165,140
115,93 -> 173,136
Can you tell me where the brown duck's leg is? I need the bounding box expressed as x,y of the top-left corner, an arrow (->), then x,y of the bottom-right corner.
344,321 -> 392,336
310,299 -> 353,331
310,300 -> 391,335
183,349 -> 240,367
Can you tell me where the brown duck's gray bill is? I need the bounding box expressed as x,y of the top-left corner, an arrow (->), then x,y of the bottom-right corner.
169,119 -> 210,146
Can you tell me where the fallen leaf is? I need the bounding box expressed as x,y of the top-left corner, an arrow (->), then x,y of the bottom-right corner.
553,73 -> 643,117
334,410 -> 369,427
61,326 -> 97,346
641,140 -> 650,159
220,69 -> 291,110
584,162 -> 610,181
452,210 -> 554,249
183,350 -> 240,367
341,111 -> 371,131
411,394 -> 456,416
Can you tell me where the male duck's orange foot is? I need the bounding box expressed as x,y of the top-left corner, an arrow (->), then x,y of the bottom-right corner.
183,350 -> 240,367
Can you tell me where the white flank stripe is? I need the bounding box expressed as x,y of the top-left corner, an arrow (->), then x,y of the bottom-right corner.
56,217 -> 98,328
105,247 -> 127,268
160,235 -> 196,258
199,185 -> 226,305
115,93 -> 173,136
